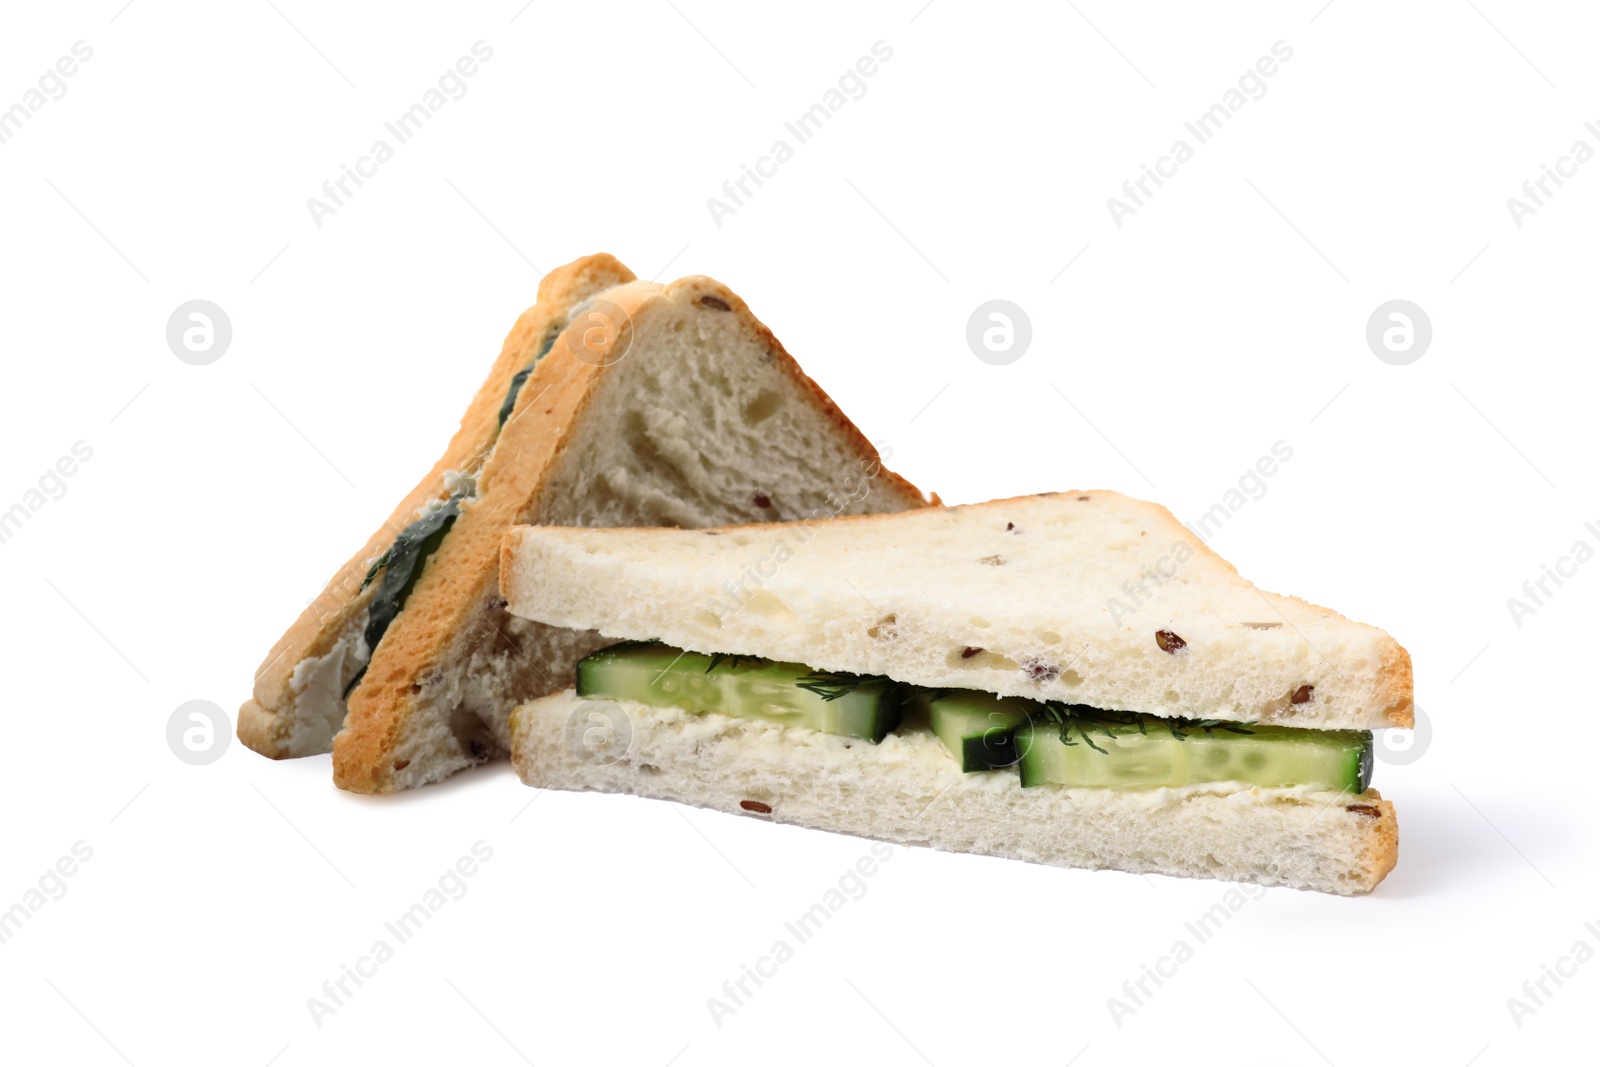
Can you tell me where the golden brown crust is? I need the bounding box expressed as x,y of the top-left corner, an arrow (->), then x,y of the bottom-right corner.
238,254 -> 636,758
1360,792 -> 1401,891
1326,789 -> 1398,892
1149,493 -> 1415,730
659,276 -> 936,508
331,271 -> 933,792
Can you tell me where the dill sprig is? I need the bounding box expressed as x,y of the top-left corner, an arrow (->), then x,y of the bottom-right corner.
706,652 -> 762,673
794,670 -> 880,701
1036,702 -> 1128,753
1036,702 -> 1254,752
793,670 -> 949,706
1168,718 -> 1255,740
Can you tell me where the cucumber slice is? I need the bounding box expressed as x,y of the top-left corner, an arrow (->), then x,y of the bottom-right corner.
1015,717 -> 1373,792
912,690 -> 1033,771
575,642 -> 900,742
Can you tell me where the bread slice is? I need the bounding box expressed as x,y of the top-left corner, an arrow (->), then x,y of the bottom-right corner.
510,691 -> 1399,894
242,254 -> 934,793
501,492 -> 1413,732
240,253 -> 636,763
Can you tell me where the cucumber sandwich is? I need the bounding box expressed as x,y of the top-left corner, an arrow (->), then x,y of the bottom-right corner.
238,253 -> 932,792
501,493 -> 1413,894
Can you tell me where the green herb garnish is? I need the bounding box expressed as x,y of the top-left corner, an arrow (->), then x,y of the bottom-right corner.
1035,701 -> 1253,752
706,652 -> 762,673
794,670 -> 949,707
794,670 -> 872,702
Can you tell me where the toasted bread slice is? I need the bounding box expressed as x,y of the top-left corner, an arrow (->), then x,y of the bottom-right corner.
500,492 -> 1413,731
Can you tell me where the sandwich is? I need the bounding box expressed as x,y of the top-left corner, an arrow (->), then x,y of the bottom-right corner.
500,492 -> 1414,894
239,253 -> 932,792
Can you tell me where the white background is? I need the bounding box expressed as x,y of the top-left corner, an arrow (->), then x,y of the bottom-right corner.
0,1 -> 1592,1064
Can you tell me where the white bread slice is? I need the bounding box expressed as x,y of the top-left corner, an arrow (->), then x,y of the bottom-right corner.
510,691 -> 1399,894
501,493 -> 1413,732
320,266 -> 932,792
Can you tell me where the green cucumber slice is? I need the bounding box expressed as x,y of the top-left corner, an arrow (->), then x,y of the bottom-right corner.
911,690 -> 1033,771
575,642 -> 900,742
1015,717 -> 1373,792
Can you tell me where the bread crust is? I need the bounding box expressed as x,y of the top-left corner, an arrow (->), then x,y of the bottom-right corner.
238,254 -> 637,759
330,273 -> 932,792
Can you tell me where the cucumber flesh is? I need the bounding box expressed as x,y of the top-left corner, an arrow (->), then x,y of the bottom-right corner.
1015,718 -> 1373,792
912,690 -> 1033,771
575,642 -> 899,742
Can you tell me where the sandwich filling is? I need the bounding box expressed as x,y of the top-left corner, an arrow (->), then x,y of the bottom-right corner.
575,642 -> 1375,794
